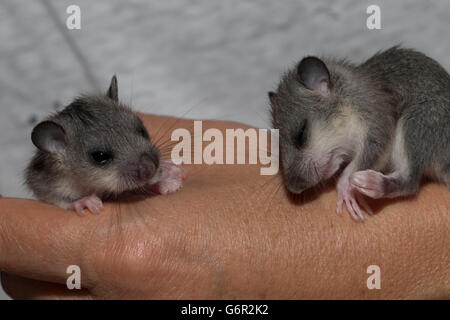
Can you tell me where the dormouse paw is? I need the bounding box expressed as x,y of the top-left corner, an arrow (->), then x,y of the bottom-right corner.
350,170 -> 386,199
71,194 -> 103,216
153,160 -> 186,195
336,175 -> 372,221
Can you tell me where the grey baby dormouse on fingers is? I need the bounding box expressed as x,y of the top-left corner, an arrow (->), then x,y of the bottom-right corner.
25,76 -> 186,215
269,46 -> 450,221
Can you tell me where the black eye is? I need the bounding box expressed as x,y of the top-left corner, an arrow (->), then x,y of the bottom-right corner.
90,151 -> 113,166
294,120 -> 308,148
138,126 -> 150,140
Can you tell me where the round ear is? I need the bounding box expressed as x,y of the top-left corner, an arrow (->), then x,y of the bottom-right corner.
31,121 -> 67,154
297,57 -> 330,97
106,75 -> 118,102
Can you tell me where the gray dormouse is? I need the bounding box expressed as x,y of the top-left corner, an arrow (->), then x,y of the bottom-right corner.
25,76 -> 186,215
269,46 -> 449,221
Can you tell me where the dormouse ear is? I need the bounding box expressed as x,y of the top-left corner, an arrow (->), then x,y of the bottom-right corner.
31,121 -> 66,154
268,91 -> 277,104
297,57 -> 330,97
107,75 -> 118,102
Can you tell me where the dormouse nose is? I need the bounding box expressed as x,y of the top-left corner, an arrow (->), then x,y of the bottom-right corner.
138,152 -> 159,181
284,173 -> 307,194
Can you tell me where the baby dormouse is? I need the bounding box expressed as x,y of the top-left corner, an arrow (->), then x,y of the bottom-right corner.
269,47 -> 450,220
26,76 -> 186,215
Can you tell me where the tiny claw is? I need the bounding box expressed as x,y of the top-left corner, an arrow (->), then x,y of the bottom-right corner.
356,192 -> 373,215
351,198 -> 365,221
344,198 -> 359,221
337,171 -> 370,221
336,199 -> 343,215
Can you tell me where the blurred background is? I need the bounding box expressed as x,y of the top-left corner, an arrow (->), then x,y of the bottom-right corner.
0,0 -> 449,299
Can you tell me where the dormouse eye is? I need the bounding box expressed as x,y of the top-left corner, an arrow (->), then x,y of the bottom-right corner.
294,120 -> 308,149
90,151 -> 113,166
137,126 -> 150,140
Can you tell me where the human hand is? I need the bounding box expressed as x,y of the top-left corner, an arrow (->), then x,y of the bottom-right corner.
0,114 -> 448,299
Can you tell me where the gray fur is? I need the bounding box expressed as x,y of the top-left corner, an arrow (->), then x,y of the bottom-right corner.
270,46 -> 450,197
25,77 -> 160,209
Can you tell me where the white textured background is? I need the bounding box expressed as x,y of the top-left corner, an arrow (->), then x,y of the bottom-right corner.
0,0 -> 449,299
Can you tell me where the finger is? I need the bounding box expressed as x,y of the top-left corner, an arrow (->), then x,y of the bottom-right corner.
1,272 -> 91,300
139,114 -> 252,143
0,198 -> 95,286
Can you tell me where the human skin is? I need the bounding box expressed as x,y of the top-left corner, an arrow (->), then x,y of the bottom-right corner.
0,114 -> 448,299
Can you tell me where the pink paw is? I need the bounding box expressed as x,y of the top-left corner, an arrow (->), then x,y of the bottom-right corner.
336,176 -> 372,221
350,170 -> 385,199
71,194 -> 103,216
154,160 -> 186,195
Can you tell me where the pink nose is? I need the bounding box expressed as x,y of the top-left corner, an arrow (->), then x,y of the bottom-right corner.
138,152 -> 159,181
